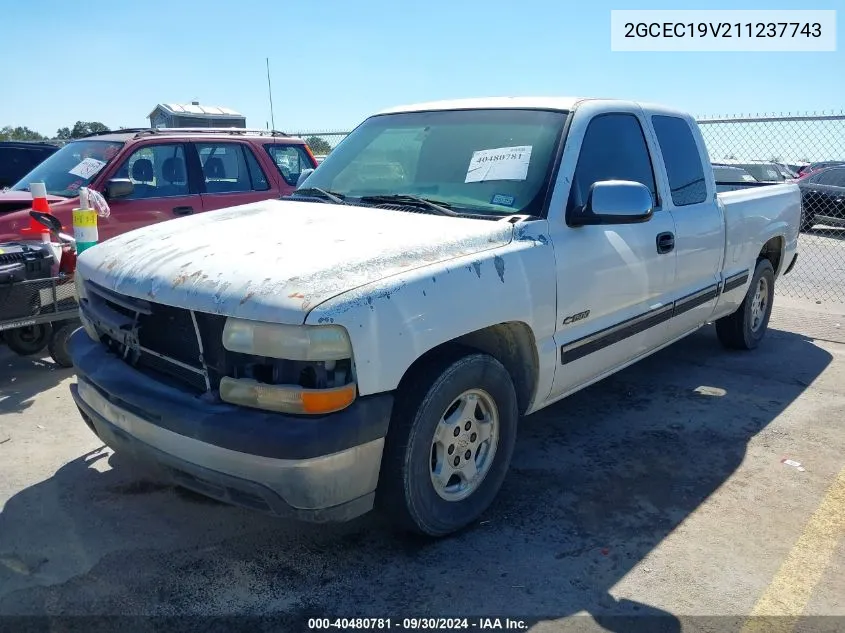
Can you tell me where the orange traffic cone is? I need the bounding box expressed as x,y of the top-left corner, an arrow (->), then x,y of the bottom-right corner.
20,182 -> 51,240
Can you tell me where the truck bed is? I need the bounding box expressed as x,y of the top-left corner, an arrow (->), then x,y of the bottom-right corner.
717,182 -> 801,278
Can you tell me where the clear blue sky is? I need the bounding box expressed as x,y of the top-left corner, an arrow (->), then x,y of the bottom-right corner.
1,0 -> 842,136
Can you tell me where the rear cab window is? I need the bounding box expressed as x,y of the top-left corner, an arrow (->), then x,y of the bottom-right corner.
651,115 -> 708,207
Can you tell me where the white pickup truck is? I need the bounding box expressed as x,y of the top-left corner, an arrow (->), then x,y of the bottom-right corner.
69,97 -> 801,537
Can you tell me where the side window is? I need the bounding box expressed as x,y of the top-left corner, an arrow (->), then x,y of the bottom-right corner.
568,114 -> 657,214
242,146 -> 270,191
265,144 -> 315,186
196,142 -> 261,194
0,148 -> 18,184
830,169 -> 845,187
651,115 -> 707,206
817,169 -> 845,187
116,144 -> 189,200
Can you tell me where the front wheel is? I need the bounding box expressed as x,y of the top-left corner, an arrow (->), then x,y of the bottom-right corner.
377,352 -> 519,537
716,258 -> 775,350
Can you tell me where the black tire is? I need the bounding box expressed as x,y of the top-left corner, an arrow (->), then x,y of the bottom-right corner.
48,320 -> 81,368
377,351 -> 519,537
5,323 -> 53,357
716,258 -> 775,350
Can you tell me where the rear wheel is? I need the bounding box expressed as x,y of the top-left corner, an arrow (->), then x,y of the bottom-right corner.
716,259 -> 775,350
5,323 -> 53,357
377,351 -> 518,537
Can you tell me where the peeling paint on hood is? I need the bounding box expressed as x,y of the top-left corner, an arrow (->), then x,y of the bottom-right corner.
76,199 -> 514,323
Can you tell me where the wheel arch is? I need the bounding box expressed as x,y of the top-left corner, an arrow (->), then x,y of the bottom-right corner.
758,235 -> 784,277
394,321 -> 540,416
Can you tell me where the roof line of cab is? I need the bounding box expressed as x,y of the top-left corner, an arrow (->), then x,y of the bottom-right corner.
374,96 -> 694,120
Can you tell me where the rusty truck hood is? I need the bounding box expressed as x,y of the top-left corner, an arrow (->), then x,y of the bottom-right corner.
76,198 -> 514,323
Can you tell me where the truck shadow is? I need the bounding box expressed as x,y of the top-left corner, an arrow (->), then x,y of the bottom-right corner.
0,326 -> 834,630
0,347 -> 73,414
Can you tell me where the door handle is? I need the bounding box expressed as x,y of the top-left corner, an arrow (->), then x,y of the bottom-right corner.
656,232 -> 675,254
172,206 -> 194,216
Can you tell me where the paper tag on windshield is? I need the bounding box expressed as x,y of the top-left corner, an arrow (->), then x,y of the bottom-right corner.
68,157 -> 107,179
465,146 -> 532,183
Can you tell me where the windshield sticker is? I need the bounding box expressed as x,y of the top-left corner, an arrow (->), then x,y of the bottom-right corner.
465,146 -> 532,183
68,157 -> 107,179
491,193 -> 515,207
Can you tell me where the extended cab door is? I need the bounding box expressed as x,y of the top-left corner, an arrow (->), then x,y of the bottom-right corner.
545,103 -> 678,400
97,141 -> 200,240
193,141 -> 275,212
647,113 -> 724,336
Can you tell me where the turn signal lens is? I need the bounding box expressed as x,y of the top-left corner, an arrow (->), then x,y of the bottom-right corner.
219,378 -> 357,415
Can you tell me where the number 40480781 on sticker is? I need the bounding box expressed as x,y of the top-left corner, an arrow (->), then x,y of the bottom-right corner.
465,146 -> 533,183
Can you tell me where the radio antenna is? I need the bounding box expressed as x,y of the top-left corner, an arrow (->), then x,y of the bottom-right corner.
266,57 -> 276,132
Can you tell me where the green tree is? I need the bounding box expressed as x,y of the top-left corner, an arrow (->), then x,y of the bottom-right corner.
305,136 -> 332,155
68,121 -> 111,138
0,125 -> 46,141
55,127 -> 72,140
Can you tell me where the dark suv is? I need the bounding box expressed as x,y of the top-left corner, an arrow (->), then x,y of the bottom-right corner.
0,128 -> 317,242
0,141 -> 59,189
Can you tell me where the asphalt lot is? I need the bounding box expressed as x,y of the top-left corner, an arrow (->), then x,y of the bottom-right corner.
1,303 -> 844,631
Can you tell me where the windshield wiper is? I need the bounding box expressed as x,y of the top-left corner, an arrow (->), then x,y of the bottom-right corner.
291,187 -> 349,205
358,194 -> 460,217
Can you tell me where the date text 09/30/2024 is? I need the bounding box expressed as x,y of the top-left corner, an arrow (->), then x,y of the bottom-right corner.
308,618 -> 529,630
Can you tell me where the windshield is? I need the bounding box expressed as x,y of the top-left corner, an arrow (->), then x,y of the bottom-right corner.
11,139 -> 123,197
301,109 -> 568,216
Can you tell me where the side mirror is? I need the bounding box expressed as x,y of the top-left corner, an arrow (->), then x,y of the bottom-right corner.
296,169 -> 315,188
570,180 -> 654,227
105,178 -> 134,199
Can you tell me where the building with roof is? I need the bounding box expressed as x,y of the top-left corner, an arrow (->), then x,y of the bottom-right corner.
148,101 -> 246,129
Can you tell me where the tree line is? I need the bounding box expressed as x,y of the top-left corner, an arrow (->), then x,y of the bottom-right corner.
0,121 -> 111,142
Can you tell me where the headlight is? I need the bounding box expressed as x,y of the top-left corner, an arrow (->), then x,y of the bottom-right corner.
222,318 -> 352,361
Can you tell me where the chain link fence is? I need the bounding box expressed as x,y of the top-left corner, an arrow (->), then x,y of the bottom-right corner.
290,130 -> 351,161
295,112 -> 845,305
698,113 -> 845,305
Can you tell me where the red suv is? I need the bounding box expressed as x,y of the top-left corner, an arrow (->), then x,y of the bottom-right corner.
0,128 -> 318,242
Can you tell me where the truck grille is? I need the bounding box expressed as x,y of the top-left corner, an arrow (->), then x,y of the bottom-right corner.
82,281 -> 228,394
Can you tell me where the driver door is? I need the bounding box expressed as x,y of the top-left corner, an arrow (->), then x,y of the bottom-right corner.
546,106 -> 678,400
99,142 -> 200,241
